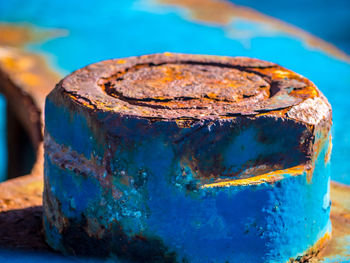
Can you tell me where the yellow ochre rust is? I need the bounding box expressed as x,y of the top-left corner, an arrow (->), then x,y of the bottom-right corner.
201,165 -> 306,188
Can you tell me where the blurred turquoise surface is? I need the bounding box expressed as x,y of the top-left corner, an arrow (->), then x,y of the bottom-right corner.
230,0 -> 350,54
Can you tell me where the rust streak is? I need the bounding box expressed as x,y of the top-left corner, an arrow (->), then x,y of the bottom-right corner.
201,165 -> 305,188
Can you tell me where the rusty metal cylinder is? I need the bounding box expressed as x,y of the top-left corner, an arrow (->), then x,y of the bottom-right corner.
43,53 -> 332,262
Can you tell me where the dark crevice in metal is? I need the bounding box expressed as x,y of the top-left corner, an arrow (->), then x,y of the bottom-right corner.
63,90 -> 98,110
0,69 -> 39,180
7,104 -> 36,179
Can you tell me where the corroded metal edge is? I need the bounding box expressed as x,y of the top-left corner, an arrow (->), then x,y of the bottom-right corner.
57,52 -> 331,124
289,231 -> 331,262
50,53 -> 332,187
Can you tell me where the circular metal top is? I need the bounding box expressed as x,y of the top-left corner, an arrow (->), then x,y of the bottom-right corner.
101,62 -> 270,110
57,53 -> 320,120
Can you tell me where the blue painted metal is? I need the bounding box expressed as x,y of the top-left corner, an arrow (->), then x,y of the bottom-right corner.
43,54 -> 332,262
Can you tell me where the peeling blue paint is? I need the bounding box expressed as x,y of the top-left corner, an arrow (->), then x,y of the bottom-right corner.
44,82 -> 332,261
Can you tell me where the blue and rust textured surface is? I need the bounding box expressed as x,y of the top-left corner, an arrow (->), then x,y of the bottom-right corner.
0,0 -> 350,184
0,0 -> 349,262
1,178 -> 349,263
43,53 -> 332,262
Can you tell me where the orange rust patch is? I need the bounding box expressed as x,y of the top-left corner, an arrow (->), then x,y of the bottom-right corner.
0,23 -> 67,112
66,93 -> 96,110
0,47 -> 61,109
0,23 -> 67,47
93,55 -> 320,120
0,24 -> 38,47
256,106 -> 291,117
117,59 -> 126,64
102,62 -> 270,110
255,67 -> 319,100
288,230 -> 331,262
200,165 -> 305,188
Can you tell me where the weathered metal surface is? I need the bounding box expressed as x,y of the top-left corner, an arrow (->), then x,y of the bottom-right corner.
2,0 -> 350,186
2,0 -> 349,185
43,53 -> 332,262
0,0 -> 349,262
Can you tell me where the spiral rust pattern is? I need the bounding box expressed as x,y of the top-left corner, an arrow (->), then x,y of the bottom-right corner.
60,53 -> 319,119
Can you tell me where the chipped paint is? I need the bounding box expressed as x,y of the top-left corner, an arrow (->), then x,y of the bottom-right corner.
287,97 -> 331,126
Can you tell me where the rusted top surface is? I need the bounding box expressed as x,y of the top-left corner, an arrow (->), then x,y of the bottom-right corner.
58,53 -> 325,120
